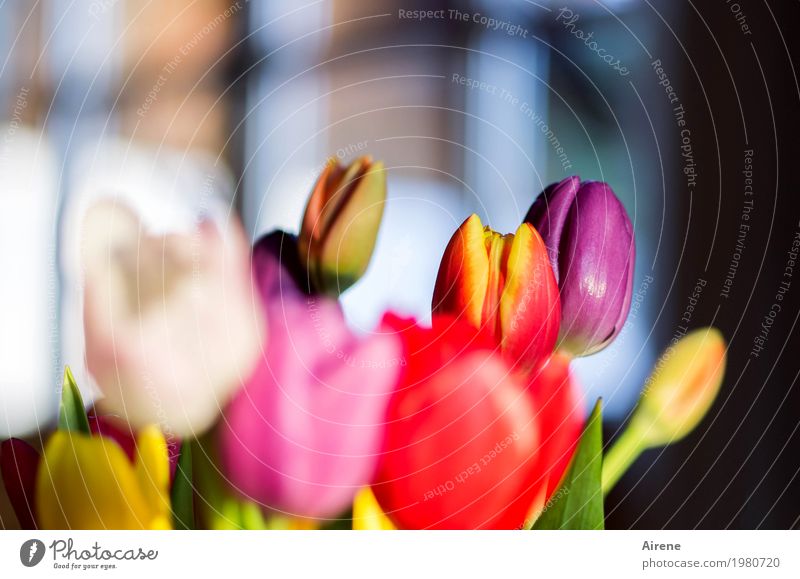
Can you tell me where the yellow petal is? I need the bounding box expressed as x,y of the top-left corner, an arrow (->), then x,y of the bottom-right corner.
353,487 -> 395,530
481,229 -> 513,339
501,223 -> 539,322
37,431 -> 153,529
134,426 -> 172,529
432,214 -> 490,327
498,223 -> 560,367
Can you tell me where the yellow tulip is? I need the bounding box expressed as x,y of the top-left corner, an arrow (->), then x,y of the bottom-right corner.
352,487 -> 395,530
37,426 -> 171,529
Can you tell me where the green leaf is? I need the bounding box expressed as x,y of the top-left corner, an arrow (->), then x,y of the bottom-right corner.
192,438 -> 269,530
58,366 -> 91,434
533,398 -> 605,530
171,442 -> 195,530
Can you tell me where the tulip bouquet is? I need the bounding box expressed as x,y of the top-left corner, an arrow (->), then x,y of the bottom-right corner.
0,158 -> 727,530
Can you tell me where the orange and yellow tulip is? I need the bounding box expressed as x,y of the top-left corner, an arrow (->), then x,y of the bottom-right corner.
432,214 -> 560,370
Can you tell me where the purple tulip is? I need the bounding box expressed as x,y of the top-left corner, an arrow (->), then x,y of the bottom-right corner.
218,234 -> 402,519
525,177 -> 635,357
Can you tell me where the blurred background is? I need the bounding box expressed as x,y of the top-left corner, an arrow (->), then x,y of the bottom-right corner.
0,0 -> 798,528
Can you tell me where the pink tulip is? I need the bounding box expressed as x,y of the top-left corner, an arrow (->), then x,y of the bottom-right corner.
219,235 -> 402,519
82,202 -> 265,438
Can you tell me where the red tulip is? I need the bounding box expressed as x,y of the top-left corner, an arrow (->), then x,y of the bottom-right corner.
371,316 -> 582,529
432,214 -> 560,370
531,352 -> 584,498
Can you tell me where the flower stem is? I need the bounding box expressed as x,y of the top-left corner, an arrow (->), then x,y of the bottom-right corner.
602,420 -> 647,495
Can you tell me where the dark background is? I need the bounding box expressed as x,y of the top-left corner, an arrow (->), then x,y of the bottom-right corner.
603,0 -> 800,530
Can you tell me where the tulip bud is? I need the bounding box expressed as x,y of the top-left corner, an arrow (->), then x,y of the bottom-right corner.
525,177 -> 635,357
298,156 -> 386,295
633,327 -> 727,446
602,327 -> 726,492
432,214 -> 560,370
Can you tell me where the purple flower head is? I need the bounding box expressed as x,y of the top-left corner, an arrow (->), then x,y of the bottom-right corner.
526,177 -> 635,357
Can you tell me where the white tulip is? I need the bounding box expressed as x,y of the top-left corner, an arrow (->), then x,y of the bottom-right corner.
81,201 -> 264,438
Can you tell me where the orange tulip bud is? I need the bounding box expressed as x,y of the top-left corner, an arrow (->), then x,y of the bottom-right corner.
432,214 -> 560,369
298,156 -> 386,295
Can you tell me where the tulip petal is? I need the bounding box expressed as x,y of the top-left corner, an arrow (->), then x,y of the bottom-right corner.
499,223 -> 561,369
37,431 -> 142,529
88,413 -> 181,480
220,291 -> 402,519
82,202 -> 264,438
525,176 -> 580,281
311,157 -> 365,243
373,318 -> 549,530
253,231 -> 311,298
558,182 -> 634,356
299,157 -> 387,295
317,160 -> 386,293
374,351 -> 541,530
353,487 -> 395,530
602,328 -> 726,492
527,353 -> 584,497
299,159 -> 340,259
525,178 -> 635,358
481,230 -> 513,340
37,432 -> 155,529
134,426 -> 171,527
432,214 -> 490,328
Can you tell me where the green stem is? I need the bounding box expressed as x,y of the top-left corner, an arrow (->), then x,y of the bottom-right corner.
602,420 -> 647,495
171,441 -> 194,530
